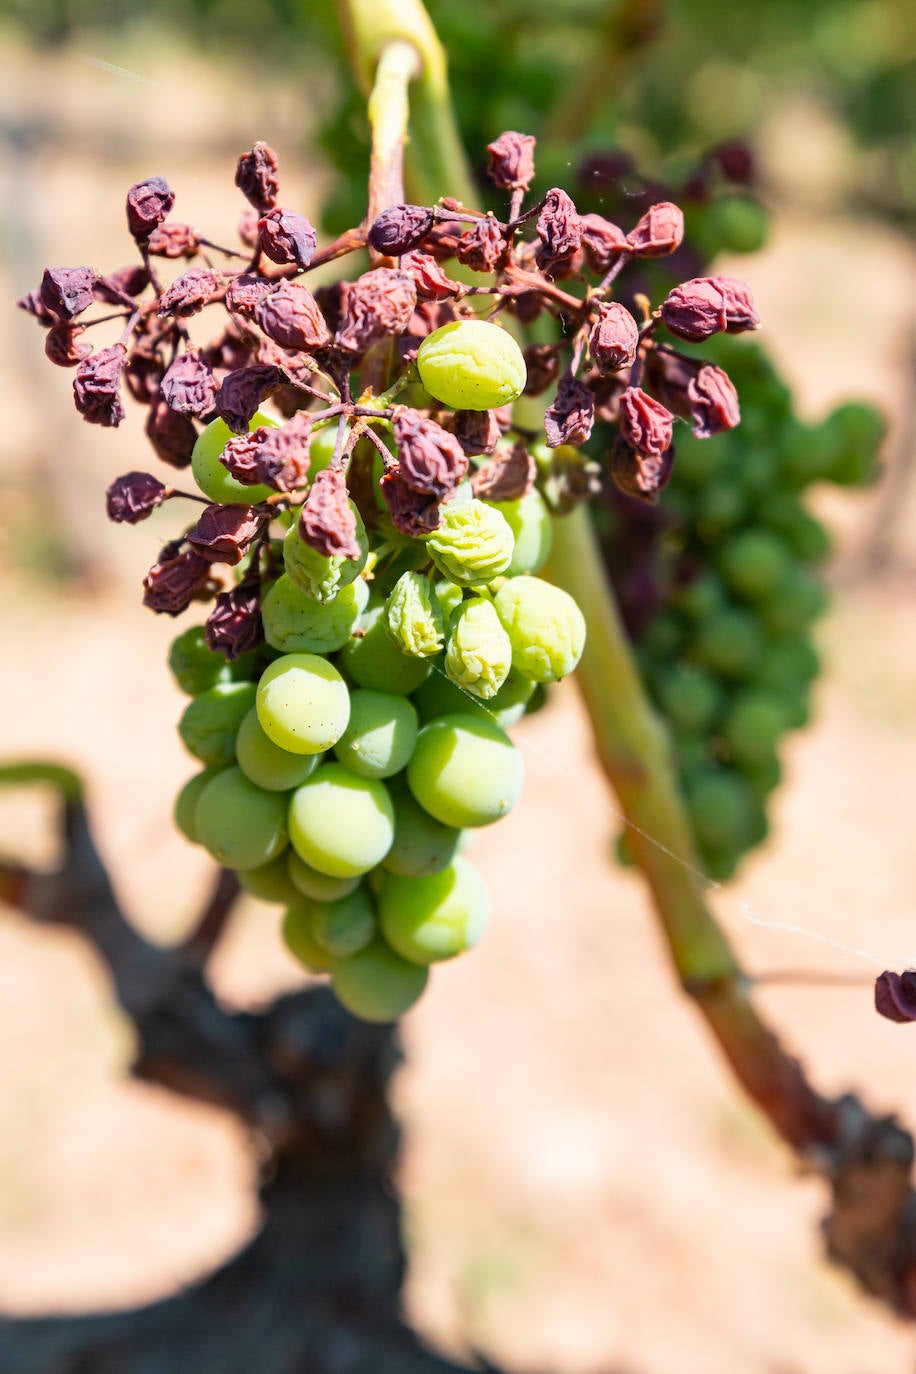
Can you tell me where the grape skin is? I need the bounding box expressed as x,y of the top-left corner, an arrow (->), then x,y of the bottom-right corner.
191,411 -> 278,505
194,766 -> 289,871
329,939 -> 429,1023
407,713 -> 523,829
256,653 -> 351,755
288,762 -> 395,877
379,856 -> 490,964
235,706 -> 322,790
332,690 -> 419,780
179,681 -> 258,768
416,319 -> 527,411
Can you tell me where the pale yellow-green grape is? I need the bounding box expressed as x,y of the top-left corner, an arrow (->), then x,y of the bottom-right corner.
261,573 -> 369,654
308,422 -> 338,475
493,576 -> 586,682
444,597 -> 512,700
339,602 -> 432,695
235,706 -> 321,791
383,780 -> 463,877
168,625 -> 259,696
256,653 -> 350,755
425,499 -> 514,587
332,690 -> 419,779
239,852 -> 300,904
191,411 -> 278,505
282,897 -> 335,974
489,488 -> 553,576
194,766 -> 289,870
330,939 -> 429,1022
178,682 -> 258,768
174,767 -> 223,843
435,580 -> 464,620
417,319 -> 526,411
412,668 -> 535,730
379,856 -> 489,964
407,713 -> 524,828
288,763 -> 395,877
386,571 -> 445,658
282,508 -> 368,604
288,851 -> 360,901
309,886 -> 376,957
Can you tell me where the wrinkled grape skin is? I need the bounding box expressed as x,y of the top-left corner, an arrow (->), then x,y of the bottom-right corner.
179,681 -> 258,767
340,602 -> 432,695
425,499 -> 514,587
413,667 -> 535,730
262,573 -> 368,655
283,508 -> 368,604
191,411 -> 277,505
407,713 -> 523,829
330,939 -> 429,1022
494,577 -> 586,683
283,897 -> 335,973
174,767 -> 223,843
236,706 -> 321,791
256,653 -> 351,755
379,856 -> 489,964
382,782 -> 462,877
288,763 -> 395,877
386,571 -> 445,658
194,766 -> 289,870
288,851 -> 360,901
444,598 -> 511,700
417,320 -> 527,411
333,690 -> 419,779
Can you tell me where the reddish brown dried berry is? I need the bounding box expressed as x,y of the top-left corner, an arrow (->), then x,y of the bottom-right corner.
415,222 -> 462,261
147,221 -> 201,258
216,364 -> 283,433
158,268 -> 223,318
188,504 -> 263,564
142,546 -> 210,615
224,274 -> 271,320
380,469 -> 442,537
875,971 -> 916,1024
579,214 -> 628,273
368,205 -> 436,257
544,374 -> 595,448
126,178 -> 175,241
456,219 -> 508,274
257,207 -> 317,270
125,350 -> 165,406
17,289 -> 58,325
145,396 -> 198,468
255,281 -> 331,352
443,409 -> 501,458
40,267 -> 96,321
589,301 -> 639,373
73,345 -> 127,427
401,252 -> 461,301
611,437 -> 674,503
45,322 -> 91,368
535,188 -> 582,274
93,264 -> 150,305
687,365 -> 740,439
471,442 -> 535,502
661,275 -> 759,341
522,343 -> 561,396
160,349 -> 218,418
487,131 -> 536,192
335,268 -> 417,354
222,413 -> 311,492
299,466 -> 361,560
235,143 -> 279,213
206,583 -> 264,660
392,409 -> 468,499
643,348 -> 695,418
238,208 -> 261,247
106,471 -> 169,523
619,387 -> 674,455
626,202 -> 684,257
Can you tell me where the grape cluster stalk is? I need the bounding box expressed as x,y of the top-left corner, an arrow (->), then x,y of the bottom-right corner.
18,132 -> 758,1021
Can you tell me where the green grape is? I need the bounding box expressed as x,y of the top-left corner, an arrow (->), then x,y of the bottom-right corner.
699,844 -> 741,884
671,572 -> 726,621
235,706 -> 322,790
261,573 -> 368,654
444,597 -> 512,700
722,691 -> 790,766
757,636 -> 820,692
695,481 -> 748,536
333,690 -> 418,779
239,852 -> 300,904
489,488 -> 553,576
282,897 -> 335,973
760,570 -> 829,635
174,767 -> 223,843
693,606 -> 765,679
425,499 -> 515,587
685,770 -> 756,851
614,832 -> 636,868
329,939 -> 428,1022
256,653 -> 351,755
379,856 -> 489,964
756,492 -> 832,562
638,610 -> 686,660
493,576 -> 586,683
674,734 -> 712,776
168,625 -> 259,696
283,509 -> 368,604
719,530 -> 793,601
664,433 -> 727,488
191,412 -> 277,505
386,571 -> 446,658
741,754 -> 783,800
308,423 -> 339,475
416,319 -> 527,411
310,886 -> 376,957
288,763 -> 395,877
340,602 -> 432,695
178,681 -> 258,767
383,779 -> 462,877
413,665 -> 534,729
408,713 -> 523,829
435,580 -> 464,620
654,664 -> 724,733
288,851 -> 360,901
821,402 -> 884,486
194,766 -> 289,870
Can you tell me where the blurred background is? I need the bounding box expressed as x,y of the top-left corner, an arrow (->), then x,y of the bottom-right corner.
1,1 -> 915,1370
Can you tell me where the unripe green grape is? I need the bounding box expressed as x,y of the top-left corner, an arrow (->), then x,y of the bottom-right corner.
194,766 -> 289,870
408,714 -> 523,829
674,734 -> 712,777
638,610 -> 686,662
412,665 -> 534,729
256,653 -> 350,755
722,691 -> 790,766
192,412 -> 277,505
494,576 -> 586,683
386,571 -> 445,658
168,625 -> 259,696
669,434 -> 728,488
821,402 -> 884,486
757,636 -> 820,690
444,597 -> 512,700
719,530 -> 793,601
488,488 -> 553,576
700,844 -> 741,884
310,886 -> 376,958
235,706 -> 321,790
671,572 -> 726,622
757,492 -> 832,562
333,690 -> 418,779
379,856 -> 489,965
174,767 -> 223,843
685,770 -> 756,851
417,319 -> 526,411
435,580 -> 464,620
288,763 -> 395,877
695,481 -> 748,536
308,423 -> 339,475
178,681 -> 258,767
761,570 -> 829,635
693,606 -> 765,679
283,509 -> 368,604
262,573 -> 368,655
239,852 -> 299,904
282,897 -> 335,973
741,753 -> 783,800
330,939 -> 428,1023
425,499 -> 515,587
705,193 -> 769,254
288,851 -> 360,902
340,602 -> 432,695
654,664 -> 724,734
382,782 -> 462,877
